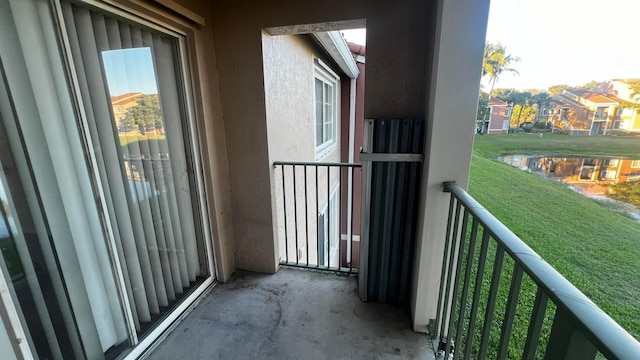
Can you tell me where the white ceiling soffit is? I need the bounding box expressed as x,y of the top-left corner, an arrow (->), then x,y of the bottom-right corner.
312,31 -> 359,79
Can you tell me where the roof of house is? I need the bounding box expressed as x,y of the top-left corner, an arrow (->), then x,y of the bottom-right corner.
568,89 -> 620,104
550,92 -> 586,108
347,42 -> 365,56
479,91 -> 508,106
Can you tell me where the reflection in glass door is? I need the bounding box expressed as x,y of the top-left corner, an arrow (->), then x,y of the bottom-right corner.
0,0 -> 214,358
59,0 -> 212,351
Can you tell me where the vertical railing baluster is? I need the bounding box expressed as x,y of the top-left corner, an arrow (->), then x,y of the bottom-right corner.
436,195 -> 458,340
315,165 -> 319,268
338,166 -> 343,270
454,217 -> 479,358
281,165 -> 288,264
326,165 -> 330,269
522,287 -> 549,360
304,165 -> 309,266
464,229 -> 491,359
445,208 -> 470,358
478,245 -> 506,359
497,264 -> 524,360
349,166 -> 355,273
293,165 -> 299,265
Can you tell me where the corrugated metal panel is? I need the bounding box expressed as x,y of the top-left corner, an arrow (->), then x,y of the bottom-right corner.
366,119 -> 424,305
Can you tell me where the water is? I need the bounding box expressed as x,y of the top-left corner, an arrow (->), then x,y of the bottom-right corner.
498,155 -> 640,221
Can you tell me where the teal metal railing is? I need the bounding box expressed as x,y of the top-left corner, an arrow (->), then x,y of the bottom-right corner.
433,182 -> 640,359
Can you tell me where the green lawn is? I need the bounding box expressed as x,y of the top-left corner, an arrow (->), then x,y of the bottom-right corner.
465,133 -> 640,353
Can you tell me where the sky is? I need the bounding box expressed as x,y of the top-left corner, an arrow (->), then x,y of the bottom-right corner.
343,0 -> 640,91
485,0 -> 640,90
342,29 -> 366,46
102,47 -> 158,96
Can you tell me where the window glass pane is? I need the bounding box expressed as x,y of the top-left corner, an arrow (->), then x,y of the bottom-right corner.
61,2 -> 212,355
315,79 -> 323,146
0,105 -> 77,360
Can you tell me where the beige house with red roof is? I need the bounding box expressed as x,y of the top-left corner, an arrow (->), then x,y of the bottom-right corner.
540,87 -> 640,135
110,91 -> 142,132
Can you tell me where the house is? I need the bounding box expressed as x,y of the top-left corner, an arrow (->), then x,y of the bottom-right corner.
540,85 -> 640,135
110,92 -> 143,132
476,92 -> 512,134
1,0 -> 638,359
594,79 -> 640,132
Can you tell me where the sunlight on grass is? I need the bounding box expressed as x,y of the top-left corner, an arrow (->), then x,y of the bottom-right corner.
468,133 -> 640,347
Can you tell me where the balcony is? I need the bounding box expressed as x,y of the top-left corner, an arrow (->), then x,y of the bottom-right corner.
145,181 -> 640,360
146,267 -> 433,359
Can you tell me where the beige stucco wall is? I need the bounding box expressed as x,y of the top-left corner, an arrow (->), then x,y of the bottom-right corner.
211,0 -> 430,275
262,33 -> 341,267
411,0 -> 490,331
171,0 -> 486,329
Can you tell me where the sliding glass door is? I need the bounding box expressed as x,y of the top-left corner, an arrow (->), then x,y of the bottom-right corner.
0,0 -> 214,358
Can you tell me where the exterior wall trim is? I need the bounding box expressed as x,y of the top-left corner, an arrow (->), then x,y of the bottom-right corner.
313,31 -> 360,79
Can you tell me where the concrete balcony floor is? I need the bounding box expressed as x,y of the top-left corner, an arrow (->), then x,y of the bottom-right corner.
147,267 -> 434,359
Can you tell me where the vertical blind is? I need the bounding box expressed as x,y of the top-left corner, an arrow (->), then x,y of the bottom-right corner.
61,0 -> 206,336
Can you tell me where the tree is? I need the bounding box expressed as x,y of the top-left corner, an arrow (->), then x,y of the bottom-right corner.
531,92 -> 550,123
482,42 -> 520,107
122,94 -> 163,135
477,91 -> 490,121
512,91 -> 532,127
548,84 -> 570,95
576,80 -> 599,90
628,80 -> 640,100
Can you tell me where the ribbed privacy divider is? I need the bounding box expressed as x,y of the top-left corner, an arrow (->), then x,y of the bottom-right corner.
61,1 -> 206,333
365,119 -> 424,305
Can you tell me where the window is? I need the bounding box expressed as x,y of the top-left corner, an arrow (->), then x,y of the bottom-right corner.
542,109 -> 548,116
0,0 -> 213,358
502,120 -> 509,130
505,107 -> 513,117
549,109 -> 555,115
631,160 -> 640,168
314,59 -> 339,158
317,186 -> 339,267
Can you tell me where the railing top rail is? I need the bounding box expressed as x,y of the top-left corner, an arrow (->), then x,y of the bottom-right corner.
443,181 -> 640,359
273,161 -> 362,167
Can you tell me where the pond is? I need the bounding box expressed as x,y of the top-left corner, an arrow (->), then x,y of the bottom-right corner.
498,155 -> 640,221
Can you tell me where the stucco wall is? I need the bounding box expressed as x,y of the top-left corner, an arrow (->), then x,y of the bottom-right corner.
211,0 -> 430,274
169,0 -> 487,330
262,33 -> 341,267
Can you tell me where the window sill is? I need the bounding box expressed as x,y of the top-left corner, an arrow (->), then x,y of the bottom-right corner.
315,143 -> 337,161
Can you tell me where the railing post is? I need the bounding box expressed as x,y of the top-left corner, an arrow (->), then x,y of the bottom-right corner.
544,306 -> 597,360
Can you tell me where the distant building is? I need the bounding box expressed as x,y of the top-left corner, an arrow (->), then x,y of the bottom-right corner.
477,92 -> 512,134
539,80 -> 640,135
110,92 -> 143,132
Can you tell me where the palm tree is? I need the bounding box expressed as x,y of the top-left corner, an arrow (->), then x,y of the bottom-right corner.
482,42 -> 520,99
531,92 -> 550,123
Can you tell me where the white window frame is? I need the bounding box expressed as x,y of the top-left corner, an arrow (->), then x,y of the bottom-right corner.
631,160 -> 640,168
314,58 -> 339,160
502,120 -> 509,130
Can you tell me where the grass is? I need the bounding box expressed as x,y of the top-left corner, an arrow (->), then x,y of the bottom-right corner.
458,133 -> 640,357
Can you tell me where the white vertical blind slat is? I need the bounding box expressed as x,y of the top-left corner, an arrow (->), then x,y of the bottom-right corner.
152,35 -> 202,281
